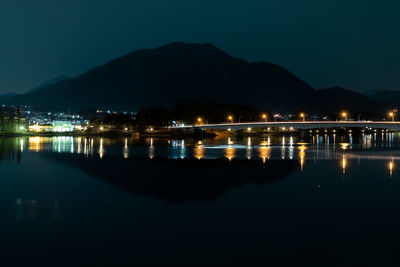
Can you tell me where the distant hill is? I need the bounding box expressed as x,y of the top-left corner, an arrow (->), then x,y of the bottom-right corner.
315,87 -> 384,113
0,92 -> 18,98
370,90 -> 400,106
3,42 -> 391,113
27,75 -> 69,93
362,89 -> 380,96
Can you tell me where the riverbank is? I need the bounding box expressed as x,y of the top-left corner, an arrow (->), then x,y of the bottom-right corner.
0,130 -> 217,138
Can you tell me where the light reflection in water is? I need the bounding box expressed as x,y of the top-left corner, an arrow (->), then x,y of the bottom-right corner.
99,138 -> 105,159
123,138 -> 129,159
194,143 -> 204,160
260,137 -> 270,146
90,139 -> 94,157
29,137 -> 42,152
389,160 -> 394,177
20,138 -> 24,153
77,137 -> 81,154
148,138 -> 154,159
342,155 -> 347,174
258,146 -> 271,164
225,147 -> 235,161
246,137 -> 252,159
224,137 -> 236,161
180,140 -> 186,159
84,138 -> 87,155
17,135 -> 400,178
298,145 -> 307,171
280,136 -> 286,159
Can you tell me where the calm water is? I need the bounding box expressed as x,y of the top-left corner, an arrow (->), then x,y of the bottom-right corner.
1,133 -> 400,266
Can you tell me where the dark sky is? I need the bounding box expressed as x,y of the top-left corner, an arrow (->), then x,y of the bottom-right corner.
1,0 -> 399,93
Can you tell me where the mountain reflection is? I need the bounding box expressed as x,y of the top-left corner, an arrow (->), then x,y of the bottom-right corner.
0,134 -> 398,191
42,154 -> 299,203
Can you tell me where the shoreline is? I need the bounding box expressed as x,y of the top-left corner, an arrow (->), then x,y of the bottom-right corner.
0,131 -> 217,138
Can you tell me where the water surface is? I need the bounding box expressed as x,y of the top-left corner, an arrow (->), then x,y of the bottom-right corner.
1,133 -> 400,266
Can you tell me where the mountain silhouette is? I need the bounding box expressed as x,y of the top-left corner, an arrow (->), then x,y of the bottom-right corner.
4,42 -> 389,113
315,86 -> 384,112
27,75 -> 70,93
370,90 -> 400,106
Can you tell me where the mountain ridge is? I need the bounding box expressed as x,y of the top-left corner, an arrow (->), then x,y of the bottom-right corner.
2,42 -> 393,113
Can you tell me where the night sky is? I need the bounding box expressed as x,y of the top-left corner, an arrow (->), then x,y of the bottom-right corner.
1,0 -> 399,93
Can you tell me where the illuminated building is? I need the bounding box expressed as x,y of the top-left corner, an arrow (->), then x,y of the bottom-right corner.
53,120 -> 74,132
28,124 -> 53,132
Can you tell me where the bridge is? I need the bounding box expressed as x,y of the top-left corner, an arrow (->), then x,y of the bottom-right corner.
173,121 -> 400,131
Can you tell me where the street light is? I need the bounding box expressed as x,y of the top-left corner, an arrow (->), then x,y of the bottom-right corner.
389,112 -> 395,122
261,114 -> 267,122
299,113 -> 305,122
197,117 -> 203,124
228,115 -> 233,123
341,112 -> 348,121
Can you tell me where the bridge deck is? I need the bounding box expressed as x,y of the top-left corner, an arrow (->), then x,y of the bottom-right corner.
173,121 -> 400,130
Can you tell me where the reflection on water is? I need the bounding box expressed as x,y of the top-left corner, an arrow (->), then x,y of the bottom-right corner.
0,133 -> 393,177
298,145 -> 306,171
194,143 -> 204,160
389,160 -> 394,177
342,155 -> 347,174
123,138 -> 129,159
2,133 -> 400,265
225,146 -> 235,161
258,146 -> 271,164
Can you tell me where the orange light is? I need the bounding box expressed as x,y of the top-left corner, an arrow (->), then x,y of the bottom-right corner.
389,161 -> 394,177
342,156 -> 347,174
299,113 -> 305,122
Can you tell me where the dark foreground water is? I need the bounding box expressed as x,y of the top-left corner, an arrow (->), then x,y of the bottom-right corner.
1,133 -> 400,266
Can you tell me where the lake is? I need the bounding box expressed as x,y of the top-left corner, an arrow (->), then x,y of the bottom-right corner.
1,133 -> 400,266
